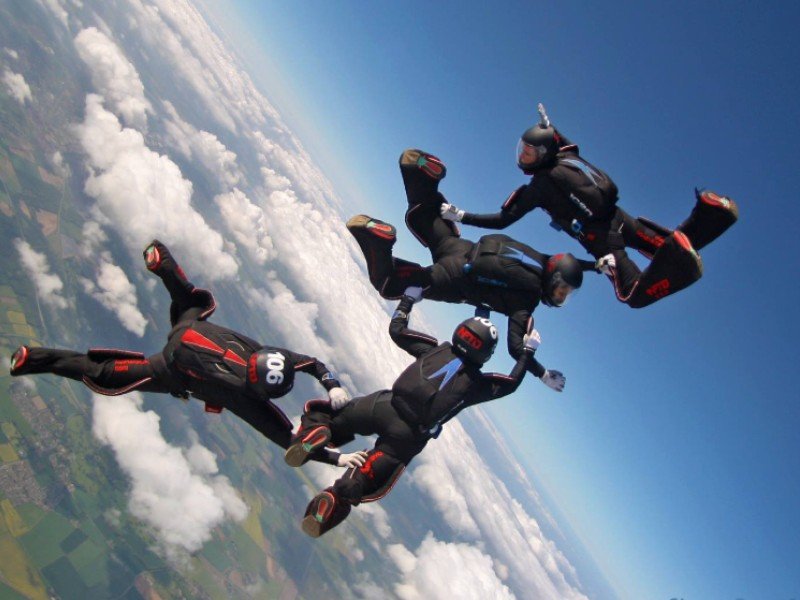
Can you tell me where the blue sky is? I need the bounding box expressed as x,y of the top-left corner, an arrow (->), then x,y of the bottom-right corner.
201,2 -> 800,598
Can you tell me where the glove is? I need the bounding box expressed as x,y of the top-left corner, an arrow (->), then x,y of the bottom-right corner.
337,450 -> 369,468
440,202 -> 465,222
595,254 -> 616,276
540,369 -> 566,392
403,286 -> 423,303
328,387 -> 350,410
523,328 -> 541,353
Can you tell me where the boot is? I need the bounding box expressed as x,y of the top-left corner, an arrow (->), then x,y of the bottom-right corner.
301,489 -> 351,538
284,425 -> 332,467
346,215 -> 397,243
677,188 -> 739,250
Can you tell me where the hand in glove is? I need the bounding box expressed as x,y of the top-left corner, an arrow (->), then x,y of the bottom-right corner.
440,202 -> 465,222
595,254 -> 616,276
540,369 -> 566,392
523,328 -> 541,353
337,450 -> 369,468
328,387 -> 350,410
403,286 -> 424,303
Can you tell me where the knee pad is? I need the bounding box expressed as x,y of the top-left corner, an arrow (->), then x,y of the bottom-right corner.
334,450 -> 406,504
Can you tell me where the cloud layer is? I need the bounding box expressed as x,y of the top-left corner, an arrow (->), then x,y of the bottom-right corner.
14,239 -> 69,310
80,260 -> 147,337
74,27 -> 152,129
92,392 -> 247,560
2,68 -> 32,104
74,94 -> 239,279
389,534 -> 515,600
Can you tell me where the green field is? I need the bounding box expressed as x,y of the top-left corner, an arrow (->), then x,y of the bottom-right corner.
19,510 -> 76,568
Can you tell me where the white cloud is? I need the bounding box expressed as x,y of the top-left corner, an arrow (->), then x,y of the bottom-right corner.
35,0 -> 69,29
2,69 -> 32,104
51,151 -> 69,178
214,189 -> 274,265
408,425 -> 588,598
260,167 -> 290,191
407,452 -> 481,538
244,276 -> 322,355
80,260 -> 147,337
358,501 -> 393,540
250,184 -> 408,397
74,27 -> 152,129
79,219 -> 107,256
91,392 -> 247,560
3,48 -> 19,60
162,101 -> 242,188
125,0 -> 238,132
388,534 -> 515,600
74,94 -> 238,280
14,239 -> 69,310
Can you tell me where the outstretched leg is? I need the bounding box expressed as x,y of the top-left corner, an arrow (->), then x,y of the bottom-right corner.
9,345 -> 170,395
399,149 -> 461,260
590,209 -> 702,308
346,215 -> 431,298
143,240 -> 216,325
608,231 -> 703,308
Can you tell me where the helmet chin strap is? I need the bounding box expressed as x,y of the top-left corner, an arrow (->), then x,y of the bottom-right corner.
537,103 -> 550,128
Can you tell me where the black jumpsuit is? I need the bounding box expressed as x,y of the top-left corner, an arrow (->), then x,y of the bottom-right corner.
458,139 -> 711,307
349,150 -> 584,378
296,295 -> 527,533
12,243 -> 342,465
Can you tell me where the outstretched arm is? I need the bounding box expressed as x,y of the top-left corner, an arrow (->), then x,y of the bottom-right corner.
283,348 -> 350,408
289,350 -> 341,391
507,310 -> 546,378
507,312 -> 567,393
441,185 -> 539,229
475,350 -> 529,402
389,289 -> 438,358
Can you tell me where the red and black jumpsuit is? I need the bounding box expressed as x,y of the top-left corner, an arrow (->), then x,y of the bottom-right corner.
459,139 -> 707,307
296,295 -> 527,534
12,242 -> 342,464
348,150 -> 580,379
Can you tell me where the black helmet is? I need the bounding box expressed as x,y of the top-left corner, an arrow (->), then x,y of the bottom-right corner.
516,103 -> 561,174
542,253 -> 583,307
516,125 -> 560,174
246,348 -> 295,399
452,317 -> 498,365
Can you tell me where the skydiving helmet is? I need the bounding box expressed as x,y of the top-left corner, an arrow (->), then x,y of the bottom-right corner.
516,103 -> 561,174
542,253 -> 583,307
452,317 -> 498,365
246,348 -> 295,399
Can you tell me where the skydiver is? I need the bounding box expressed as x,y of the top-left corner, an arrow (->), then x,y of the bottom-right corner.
439,104 -> 739,308
284,288 -> 537,537
346,147 -> 595,388
9,240 -> 367,469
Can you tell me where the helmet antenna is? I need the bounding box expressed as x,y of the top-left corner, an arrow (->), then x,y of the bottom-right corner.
537,103 -> 550,128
